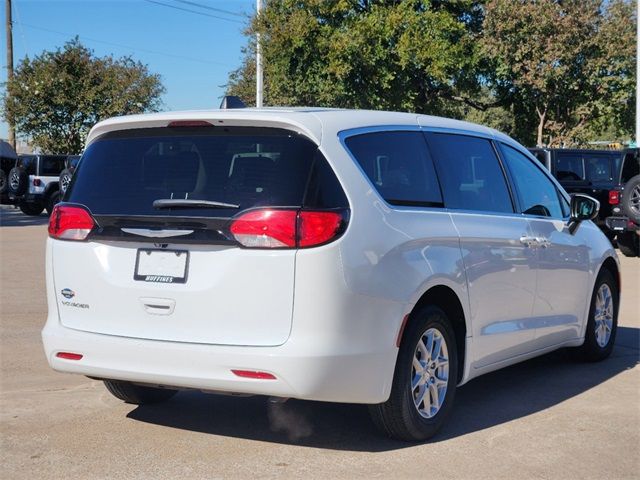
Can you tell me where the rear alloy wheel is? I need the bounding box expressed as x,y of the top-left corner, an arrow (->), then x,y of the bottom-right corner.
8,167 -> 28,196
577,269 -> 618,362
59,169 -> 73,195
104,380 -> 177,405
369,306 -> 458,441
19,202 -> 44,216
617,231 -> 639,257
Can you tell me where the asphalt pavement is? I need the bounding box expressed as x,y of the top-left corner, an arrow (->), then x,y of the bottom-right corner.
1,205 -> 638,479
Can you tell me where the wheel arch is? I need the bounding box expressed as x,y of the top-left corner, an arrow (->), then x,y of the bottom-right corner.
401,285 -> 467,384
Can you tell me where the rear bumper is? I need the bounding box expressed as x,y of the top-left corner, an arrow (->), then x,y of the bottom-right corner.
42,320 -> 398,404
605,216 -> 639,233
9,193 -> 45,204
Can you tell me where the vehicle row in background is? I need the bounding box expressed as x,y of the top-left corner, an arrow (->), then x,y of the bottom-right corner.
4,153 -> 81,216
0,140 -> 18,205
529,147 -> 639,257
605,148 -> 640,257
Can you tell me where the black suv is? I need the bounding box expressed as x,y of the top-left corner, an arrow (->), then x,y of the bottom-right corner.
8,154 -> 68,215
605,148 -> 639,257
528,148 -> 622,238
0,140 -> 18,205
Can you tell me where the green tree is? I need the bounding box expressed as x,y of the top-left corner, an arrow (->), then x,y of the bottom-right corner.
482,0 -> 636,147
2,38 -> 165,153
227,0 -> 488,117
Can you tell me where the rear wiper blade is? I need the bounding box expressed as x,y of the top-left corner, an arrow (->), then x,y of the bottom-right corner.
153,199 -> 240,209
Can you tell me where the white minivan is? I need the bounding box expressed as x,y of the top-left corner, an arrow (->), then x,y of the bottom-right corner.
42,108 -> 619,441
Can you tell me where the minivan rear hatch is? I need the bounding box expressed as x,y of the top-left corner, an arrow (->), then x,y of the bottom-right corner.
51,125 -> 347,346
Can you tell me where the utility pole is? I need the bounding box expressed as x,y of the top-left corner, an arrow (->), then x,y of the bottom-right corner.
5,0 -> 16,148
256,0 -> 263,108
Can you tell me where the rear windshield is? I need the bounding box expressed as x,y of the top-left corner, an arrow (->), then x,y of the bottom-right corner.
17,156 -> 37,175
40,156 -> 66,176
66,126 -> 346,217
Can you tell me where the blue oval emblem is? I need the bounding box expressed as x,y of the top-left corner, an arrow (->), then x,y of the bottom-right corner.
61,288 -> 75,299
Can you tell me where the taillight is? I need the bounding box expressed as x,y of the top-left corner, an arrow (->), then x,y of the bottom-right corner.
48,205 -> 95,241
609,190 -> 620,205
230,209 -> 298,247
33,178 -> 42,186
298,211 -> 343,247
229,209 -> 346,248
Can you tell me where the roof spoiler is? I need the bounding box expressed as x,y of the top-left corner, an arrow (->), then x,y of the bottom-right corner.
219,96 -> 247,109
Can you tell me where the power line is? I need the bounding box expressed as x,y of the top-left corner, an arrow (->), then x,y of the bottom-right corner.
173,0 -> 246,18
143,0 -> 244,24
13,22 -> 235,67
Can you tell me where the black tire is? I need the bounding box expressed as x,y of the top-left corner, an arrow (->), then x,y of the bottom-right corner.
8,167 -> 28,195
0,170 -> 7,194
576,269 -> 619,362
104,380 -> 177,405
19,202 -> 44,216
369,305 -> 458,441
617,231 -> 639,257
621,175 -> 640,224
59,169 -> 73,195
46,190 -> 61,215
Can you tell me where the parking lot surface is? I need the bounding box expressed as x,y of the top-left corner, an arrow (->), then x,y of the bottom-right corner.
1,205 -> 638,479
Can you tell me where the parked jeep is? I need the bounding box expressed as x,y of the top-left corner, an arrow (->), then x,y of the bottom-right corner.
8,154 -> 67,215
0,140 -> 18,205
528,148 -> 622,239
605,148 -> 640,257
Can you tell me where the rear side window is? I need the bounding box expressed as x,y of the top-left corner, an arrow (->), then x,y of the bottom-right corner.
554,154 -> 585,181
67,127 -> 341,217
529,149 -> 548,167
344,131 -> 442,206
425,133 -> 513,214
584,154 -> 614,182
40,156 -> 66,176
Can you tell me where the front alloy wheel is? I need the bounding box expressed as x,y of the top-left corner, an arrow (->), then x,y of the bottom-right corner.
593,283 -> 614,348
577,269 -> 618,361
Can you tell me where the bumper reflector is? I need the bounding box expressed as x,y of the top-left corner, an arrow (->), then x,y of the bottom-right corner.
231,369 -> 276,380
56,352 -> 83,360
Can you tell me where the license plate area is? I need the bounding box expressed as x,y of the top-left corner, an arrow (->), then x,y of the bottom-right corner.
134,249 -> 189,283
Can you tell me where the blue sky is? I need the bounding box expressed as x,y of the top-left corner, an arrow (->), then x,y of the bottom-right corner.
1,0 -> 255,139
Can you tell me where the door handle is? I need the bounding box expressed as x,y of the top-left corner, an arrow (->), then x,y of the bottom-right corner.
519,236 -> 539,247
140,297 -> 176,315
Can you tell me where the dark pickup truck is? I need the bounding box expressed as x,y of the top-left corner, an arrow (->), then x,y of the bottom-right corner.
528,148 -> 622,239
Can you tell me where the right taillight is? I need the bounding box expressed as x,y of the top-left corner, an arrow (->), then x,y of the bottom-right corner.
48,205 -> 95,241
609,190 -> 620,205
229,208 -> 346,249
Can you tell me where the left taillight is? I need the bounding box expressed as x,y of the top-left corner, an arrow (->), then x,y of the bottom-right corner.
48,205 -> 95,241
609,190 -> 620,205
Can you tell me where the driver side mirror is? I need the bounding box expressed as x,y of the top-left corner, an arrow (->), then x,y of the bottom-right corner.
568,194 -> 599,234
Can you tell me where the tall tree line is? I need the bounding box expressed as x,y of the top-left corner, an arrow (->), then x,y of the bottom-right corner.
227,0 -> 636,147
